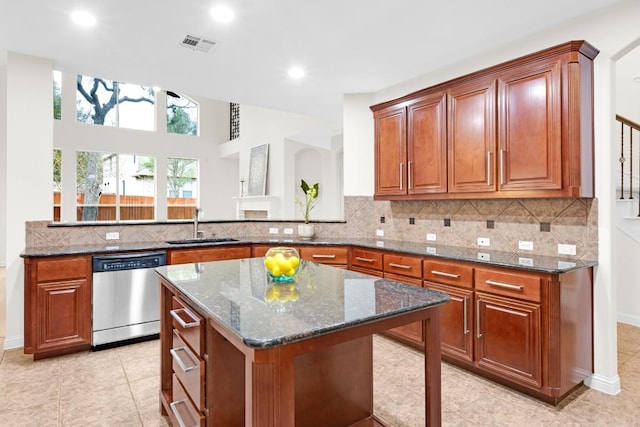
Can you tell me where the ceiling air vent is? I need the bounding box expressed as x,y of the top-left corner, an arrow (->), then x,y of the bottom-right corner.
180,34 -> 217,53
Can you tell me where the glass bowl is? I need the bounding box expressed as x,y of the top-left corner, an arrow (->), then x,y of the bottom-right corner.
264,247 -> 300,282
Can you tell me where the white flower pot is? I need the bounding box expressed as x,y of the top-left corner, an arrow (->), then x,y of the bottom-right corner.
298,224 -> 315,240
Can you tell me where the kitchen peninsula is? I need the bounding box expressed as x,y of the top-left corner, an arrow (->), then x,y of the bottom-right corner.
156,258 -> 450,426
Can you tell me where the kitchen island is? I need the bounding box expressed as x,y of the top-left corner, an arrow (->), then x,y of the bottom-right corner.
156,258 -> 450,426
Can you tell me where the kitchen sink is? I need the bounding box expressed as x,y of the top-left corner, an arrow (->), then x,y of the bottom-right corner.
165,237 -> 239,245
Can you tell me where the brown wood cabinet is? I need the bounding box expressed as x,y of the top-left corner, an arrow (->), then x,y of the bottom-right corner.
253,244 -> 348,268
371,40 -> 599,200
24,255 -> 92,359
381,252 -> 424,348
423,260 -> 475,363
167,245 -> 251,264
349,247 -> 384,277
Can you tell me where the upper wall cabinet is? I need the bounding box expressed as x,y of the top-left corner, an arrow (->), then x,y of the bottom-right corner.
371,40 -> 599,201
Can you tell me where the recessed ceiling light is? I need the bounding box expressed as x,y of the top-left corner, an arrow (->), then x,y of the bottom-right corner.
70,10 -> 96,27
210,5 -> 235,23
288,66 -> 305,79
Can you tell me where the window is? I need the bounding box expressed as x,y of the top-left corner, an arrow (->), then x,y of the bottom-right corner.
167,92 -> 198,135
53,71 -> 61,120
167,157 -> 199,219
53,148 -> 62,221
76,151 -> 156,222
76,75 -> 155,130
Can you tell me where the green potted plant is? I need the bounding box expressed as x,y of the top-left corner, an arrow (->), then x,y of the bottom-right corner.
296,179 -> 319,239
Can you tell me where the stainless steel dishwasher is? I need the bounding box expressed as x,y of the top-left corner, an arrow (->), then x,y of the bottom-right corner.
91,251 -> 167,349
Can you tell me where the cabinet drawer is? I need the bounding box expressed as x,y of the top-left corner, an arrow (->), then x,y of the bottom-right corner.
35,256 -> 89,282
424,260 -> 473,288
475,268 -> 541,303
299,246 -> 348,265
350,248 -> 383,271
170,373 -> 204,427
171,297 -> 204,355
384,253 -> 422,279
169,246 -> 251,264
172,330 -> 205,411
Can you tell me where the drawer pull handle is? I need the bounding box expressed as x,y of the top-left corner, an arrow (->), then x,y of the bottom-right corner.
170,346 -> 198,373
355,256 -> 375,263
487,151 -> 492,186
170,400 -> 191,427
388,262 -> 412,270
485,279 -> 523,291
431,270 -> 461,279
463,297 -> 469,334
476,299 -> 482,338
170,308 -> 200,329
399,163 -> 404,190
312,254 -> 337,259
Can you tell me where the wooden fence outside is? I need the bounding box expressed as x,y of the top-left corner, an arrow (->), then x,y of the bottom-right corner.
53,192 -> 196,221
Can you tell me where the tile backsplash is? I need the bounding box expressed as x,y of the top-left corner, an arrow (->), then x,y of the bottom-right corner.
25,196 -> 597,261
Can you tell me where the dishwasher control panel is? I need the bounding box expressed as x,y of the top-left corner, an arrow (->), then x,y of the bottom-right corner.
92,252 -> 167,272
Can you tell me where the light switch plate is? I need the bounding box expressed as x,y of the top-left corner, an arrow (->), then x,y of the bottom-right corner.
518,240 -> 533,251
376,229 -> 384,237
477,237 -> 490,247
283,228 -> 293,235
518,257 -> 534,267
106,232 -> 119,240
558,244 -> 576,255
426,233 -> 436,241
269,227 -> 279,234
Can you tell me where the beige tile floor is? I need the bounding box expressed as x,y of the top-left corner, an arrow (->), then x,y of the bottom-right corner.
0,324 -> 638,426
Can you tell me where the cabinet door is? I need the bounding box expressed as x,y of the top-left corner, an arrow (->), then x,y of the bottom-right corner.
407,92 -> 447,194
448,78 -> 497,193
475,292 -> 542,389
36,279 -> 91,351
498,58 -> 562,191
374,105 -> 407,196
425,281 -> 473,363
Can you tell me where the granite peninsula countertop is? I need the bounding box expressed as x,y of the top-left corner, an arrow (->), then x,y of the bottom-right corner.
20,236 -> 597,274
155,258 -> 450,349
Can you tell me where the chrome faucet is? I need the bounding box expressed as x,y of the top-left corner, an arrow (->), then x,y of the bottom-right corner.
193,207 -> 204,239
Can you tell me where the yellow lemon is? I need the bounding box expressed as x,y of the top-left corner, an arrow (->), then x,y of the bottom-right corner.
285,268 -> 296,277
278,258 -> 291,272
270,264 -> 282,277
289,256 -> 300,269
264,256 -> 275,271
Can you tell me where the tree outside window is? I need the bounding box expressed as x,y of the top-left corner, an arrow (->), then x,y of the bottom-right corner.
167,157 -> 198,219
167,92 -> 198,136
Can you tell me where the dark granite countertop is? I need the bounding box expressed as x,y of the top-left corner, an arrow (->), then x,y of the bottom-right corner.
155,258 -> 450,349
20,236 -> 597,274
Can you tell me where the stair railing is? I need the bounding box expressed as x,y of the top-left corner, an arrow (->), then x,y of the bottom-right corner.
616,114 -> 640,216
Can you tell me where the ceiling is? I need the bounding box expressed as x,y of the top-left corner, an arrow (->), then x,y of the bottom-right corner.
0,0 -> 625,128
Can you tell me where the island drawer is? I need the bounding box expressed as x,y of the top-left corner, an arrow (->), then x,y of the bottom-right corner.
299,246 -> 348,265
383,253 -> 423,279
475,267 -> 541,303
424,260 -> 474,288
171,297 -> 204,355
170,373 -> 205,427
350,248 -> 383,271
172,330 -> 205,411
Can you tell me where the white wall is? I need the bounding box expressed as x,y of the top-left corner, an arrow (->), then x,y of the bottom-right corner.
0,51 -> 7,266
5,53 -> 53,348
238,104 -> 343,220
341,0 -> 640,395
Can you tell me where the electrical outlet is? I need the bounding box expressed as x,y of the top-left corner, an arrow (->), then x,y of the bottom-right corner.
283,228 -> 293,235
558,244 -> 576,255
518,257 -> 534,267
376,229 -> 384,237
518,240 -> 533,251
558,260 -> 577,269
426,233 -> 436,241
269,227 -> 279,234
477,237 -> 490,247
376,240 -> 385,247
106,232 -> 119,240
426,246 -> 437,255
477,252 -> 491,261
